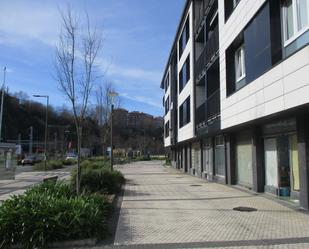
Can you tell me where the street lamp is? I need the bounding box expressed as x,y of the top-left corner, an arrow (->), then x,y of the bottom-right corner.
108,91 -> 118,171
33,95 -> 49,171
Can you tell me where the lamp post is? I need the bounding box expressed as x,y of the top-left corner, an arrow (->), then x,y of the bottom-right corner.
33,95 -> 49,171
108,91 -> 118,171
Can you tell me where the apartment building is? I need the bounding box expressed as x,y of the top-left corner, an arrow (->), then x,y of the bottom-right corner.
161,0 -> 309,210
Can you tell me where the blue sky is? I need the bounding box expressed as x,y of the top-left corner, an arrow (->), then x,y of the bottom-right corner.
0,0 -> 185,117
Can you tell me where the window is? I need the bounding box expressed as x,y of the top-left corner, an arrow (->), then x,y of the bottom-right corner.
179,55 -> 190,93
215,135 -> 225,176
165,96 -> 169,115
225,0 -> 241,20
234,45 -> 246,82
233,0 -> 241,8
179,97 -> 190,128
165,121 -> 170,138
164,73 -> 170,93
282,0 -> 309,44
178,17 -> 190,58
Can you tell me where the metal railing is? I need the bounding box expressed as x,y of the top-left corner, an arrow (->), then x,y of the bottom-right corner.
195,89 -> 220,127
195,25 -> 219,82
196,102 -> 206,125
194,0 -> 211,33
206,89 -> 220,120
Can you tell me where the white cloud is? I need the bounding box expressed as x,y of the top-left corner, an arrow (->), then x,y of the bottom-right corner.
97,57 -> 162,84
0,1 -> 61,47
121,93 -> 162,109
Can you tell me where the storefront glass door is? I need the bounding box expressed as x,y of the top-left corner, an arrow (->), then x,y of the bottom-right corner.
264,134 -> 300,197
265,138 -> 278,189
236,138 -> 253,187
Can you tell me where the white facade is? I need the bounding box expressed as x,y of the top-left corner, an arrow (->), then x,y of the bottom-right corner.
177,2 -> 195,143
219,0 -> 309,129
164,66 -> 172,147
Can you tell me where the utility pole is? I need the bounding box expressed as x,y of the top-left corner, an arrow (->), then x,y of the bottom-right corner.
110,103 -> 114,171
0,67 -> 6,141
33,95 -> 49,170
18,133 -> 21,145
108,91 -> 118,171
29,126 -> 33,155
54,132 -> 57,157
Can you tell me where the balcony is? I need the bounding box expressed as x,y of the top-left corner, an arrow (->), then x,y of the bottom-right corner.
195,89 -> 220,129
195,25 -> 219,83
194,0 -> 212,35
196,102 -> 206,126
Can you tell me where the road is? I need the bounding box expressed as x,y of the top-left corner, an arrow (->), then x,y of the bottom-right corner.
0,165 -> 73,201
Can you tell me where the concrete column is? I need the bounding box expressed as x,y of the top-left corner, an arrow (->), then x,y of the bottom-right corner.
297,115 -> 309,210
252,128 -> 265,193
225,133 -> 236,185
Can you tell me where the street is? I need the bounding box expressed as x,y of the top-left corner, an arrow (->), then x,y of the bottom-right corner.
0,165 -> 73,201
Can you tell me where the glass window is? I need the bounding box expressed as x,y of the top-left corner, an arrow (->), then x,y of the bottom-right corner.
284,0 -> 295,40
215,135 -> 225,176
282,0 -> 309,43
179,18 -> 190,58
234,45 -> 246,82
165,97 -> 169,115
179,97 -> 190,128
297,0 -> 309,29
179,55 -> 190,93
233,0 -> 240,8
165,121 -> 170,138
164,73 -> 169,92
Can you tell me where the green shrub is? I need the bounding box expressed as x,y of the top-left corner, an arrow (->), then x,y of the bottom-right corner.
27,181 -> 74,198
62,159 -> 77,166
72,168 -> 125,194
88,156 -> 107,162
33,160 -> 64,171
81,159 -> 109,170
0,182 -> 110,249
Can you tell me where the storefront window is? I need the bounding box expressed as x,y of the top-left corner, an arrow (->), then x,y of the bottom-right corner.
215,136 -> 225,177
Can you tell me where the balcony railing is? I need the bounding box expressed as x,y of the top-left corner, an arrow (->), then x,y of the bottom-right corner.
194,0 -> 211,33
196,102 -> 206,126
206,89 -> 220,120
195,25 -> 219,82
195,89 -> 220,127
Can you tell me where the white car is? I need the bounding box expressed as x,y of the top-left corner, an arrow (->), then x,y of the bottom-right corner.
65,153 -> 78,161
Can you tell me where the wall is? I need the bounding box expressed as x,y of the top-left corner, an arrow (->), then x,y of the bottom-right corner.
219,0 -> 309,129
178,2 -> 195,143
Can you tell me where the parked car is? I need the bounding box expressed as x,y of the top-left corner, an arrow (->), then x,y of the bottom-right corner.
21,155 -> 42,166
65,153 -> 78,161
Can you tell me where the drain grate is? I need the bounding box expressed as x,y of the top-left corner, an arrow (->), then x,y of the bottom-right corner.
190,184 -> 202,187
233,206 -> 257,212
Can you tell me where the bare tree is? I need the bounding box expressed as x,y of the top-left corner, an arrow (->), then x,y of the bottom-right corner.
95,81 -> 120,155
55,7 -> 102,194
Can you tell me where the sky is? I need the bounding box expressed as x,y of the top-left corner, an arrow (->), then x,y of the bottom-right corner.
0,0 -> 185,117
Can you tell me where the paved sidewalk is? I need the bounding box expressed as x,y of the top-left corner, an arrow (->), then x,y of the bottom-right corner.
100,161 -> 309,249
0,165 -> 73,201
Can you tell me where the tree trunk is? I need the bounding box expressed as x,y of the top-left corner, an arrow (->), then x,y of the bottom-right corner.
76,126 -> 82,194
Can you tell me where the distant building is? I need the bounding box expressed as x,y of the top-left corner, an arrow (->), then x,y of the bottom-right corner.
111,109 -> 163,130
113,108 -> 129,128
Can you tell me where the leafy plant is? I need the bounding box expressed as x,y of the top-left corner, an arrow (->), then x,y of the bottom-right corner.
33,160 -> 64,171
81,159 -> 109,170
0,182 -> 110,249
62,159 -> 77,166
72,168 -> 125,194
